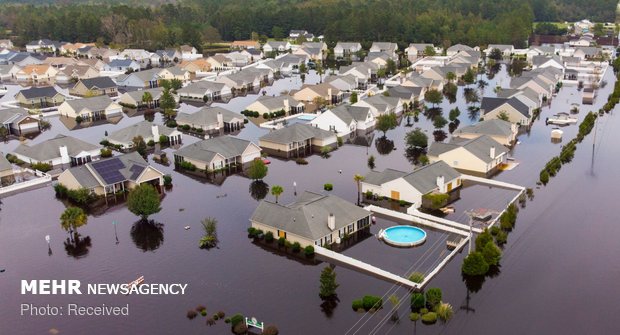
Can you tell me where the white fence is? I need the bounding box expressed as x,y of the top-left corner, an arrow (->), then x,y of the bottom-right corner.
0,169 -> 52,195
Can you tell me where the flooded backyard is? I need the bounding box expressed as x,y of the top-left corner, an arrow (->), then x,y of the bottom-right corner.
1,66 -> 620,334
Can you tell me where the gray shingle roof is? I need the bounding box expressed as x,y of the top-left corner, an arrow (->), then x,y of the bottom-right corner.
428,135 -> 508,163
251,191 -> 371,241
17,86 -> 60,99
178,81 -> 226,95
454,119 -> 514,137
363,168 -> 407,185
107,120 -> 177,144
0,108 -> 28,124
259,123 -> 335,144
75,77 -> 116,90
251,95 -> 303,111
13,134 -> 99,162
330,105 -> 370,124
176,106 -> 243,127
364,161 -> 460,194
63,95 -> 115,112
174,135 -> 255,163
123,87 -> 164,102
480,96 -> 530,117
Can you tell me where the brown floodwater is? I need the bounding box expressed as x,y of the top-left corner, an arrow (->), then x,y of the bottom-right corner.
1,66 -> 618,334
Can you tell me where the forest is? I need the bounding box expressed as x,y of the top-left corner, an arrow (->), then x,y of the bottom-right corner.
0,0 -> 616,51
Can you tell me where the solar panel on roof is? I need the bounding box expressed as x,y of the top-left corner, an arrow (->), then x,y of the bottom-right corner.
129,164 -> 145,180
91,158 -> 126,184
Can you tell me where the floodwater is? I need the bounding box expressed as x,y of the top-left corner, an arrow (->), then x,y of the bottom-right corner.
1,66 -> 619,334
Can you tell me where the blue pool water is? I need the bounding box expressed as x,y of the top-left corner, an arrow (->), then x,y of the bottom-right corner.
382,226 -> 427,246
297,114 -> 316,121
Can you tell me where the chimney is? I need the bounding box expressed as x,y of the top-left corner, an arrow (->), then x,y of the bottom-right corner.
283,98 -> 290,112
436,175 -> 445,193
490,146 -> 496,159
327,213 -> 335,231
59,146 -> 69,165
216,111 -> 223,128
152,124 -> 160,143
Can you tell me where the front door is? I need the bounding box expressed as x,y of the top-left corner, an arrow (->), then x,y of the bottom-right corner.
391,190 -> 400,200
447,182 -> 453,192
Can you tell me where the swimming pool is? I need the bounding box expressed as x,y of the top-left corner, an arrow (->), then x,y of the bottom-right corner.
297,114 -> 316,121
380,226 -> 427,247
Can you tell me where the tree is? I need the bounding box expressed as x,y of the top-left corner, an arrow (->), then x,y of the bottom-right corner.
60,207 -> 88,235
497,111 -> 510,121
159,88 -> 176,110
463,68 -> 475,85
410,292 -> 425,310
446,71 -> 456,83
405,128 -> 428,149
481,241 -> 502,266
247,159 -> 268,180
316,61 -> 324,83
132,136 -> 147,156
488,48 -> 503,60
449,107 -> 461,121
199,217 -> 218,249
299,62 -> 307,74
319,266 -> 339,299
462,251 -> 489,276
349,91 -> 358,104
433,115 -> 448,129
424,89 -> 442,107
425,288 -> 442,309
375,112 -> 398,137
423,45 -> 436,56
475,229 -> 494,252
141,91 -> 153,110
354,174 -> 364,205
127,184 -> 161,221
163,108 -> 177,121
0,127 -> 8,142
270,185 -> 283,203
386,58 -> 396,75
271,26 -> 284,39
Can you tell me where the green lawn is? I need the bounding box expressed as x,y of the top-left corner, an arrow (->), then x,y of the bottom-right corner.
532,21 -> 570,29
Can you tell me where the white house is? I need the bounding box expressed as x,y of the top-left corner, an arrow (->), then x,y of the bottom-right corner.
310,105 -> 375,136
106,121 -> 183,148
480,96 -> 533,126
58,95 -> 123,122
334,42 -> 363,59
428,135 -> 508,176
173,135 -> 262,171
12,134 -> 100,167
263,41 -> 291,54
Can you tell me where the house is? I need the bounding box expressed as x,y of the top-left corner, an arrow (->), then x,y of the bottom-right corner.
70,77 -> 118,97
78,58 -> 107,71
179,59 -> 212,76
180,44 -> 201,60
225,51 -> 252,67
250,191 -> 372,247
405,43 -> 433,61
446,44 -> 475,57
114,68 -> 162,88
158,66 -> 190,84
174,135 -> 261,171
15,64 -> 58,83
245,95 -> 305,115
231,40 -> 261,50
292,82 -> 343,106
354,94 -> 404,116
14,86 -> 65,108
496,87 -> 542,108
302,42 -> 328,52
453,119 -> 518,146
573,47 -> 601,60
531,55 -> 564,71
58,95 -> 123,122
361,160 -> 462,208
0,39 -> 13,49
266,54 -> 305,75
480,96 -> 533,126
55,64 -> 99,83
25,39 -> 60,53
206,55 -> 233,71
241,48 -> 264,62
151,49 -> 181,64
259,123 -> 338,158
428,135 -> 508,176
386,85 -> 424,104
369,42 -> 398,58
60,42 -> 95,55
366,52 -> 393,68
115,49 -> 152,63
0,64 -> 20,80
12,134 -> 100,167
57,152 -> 164,196
118,87 -> 165,109
324,74 -> 358,92
216,70 -> 261,92
0,153 -> 14,185
77,46 -> 119,60
485,44 -> 514,57
263,41 -> 291,54
103,59 -> 141,73
43,57 -> 79,68
177,80 -> 231,102
293,46 -> 324,61
176,106 -> 245,134
310,105 -> 375,136
339,62 -> 378,89
0,107 -> 41,135
6,53 -> 45,67
106,121 -> 183,149
289,30 -> 309,40
509,76 -> 552,100
334,42 -> 363,59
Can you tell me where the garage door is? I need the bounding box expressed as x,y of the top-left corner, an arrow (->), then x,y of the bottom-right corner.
19,122 -> 40,134
242,151 -> 261,163
105,107 -> 123,117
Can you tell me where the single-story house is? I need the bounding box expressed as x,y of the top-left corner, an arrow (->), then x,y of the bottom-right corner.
69,77 -> 119,97
259,123 -> 338,158
15,64 -> 58,83
480,96 -> 533,126
263,41 -> 291,54
103,59 -> 141,73
118,87 -> 165,109
354,94 -> 404,116
179,59 -> 212,76
453,119 -> 518,147
369,42 -> 398,58
485,44 -> 514,57
362,160 -> 462,208
231,40 -> 261,50
55,64 -> 100,83
206,55 -> 233,71
428,135 -> 508,176
180,44 -> 201,60
158,66 -> 191,83
324,74 -> 358,92
57,151 -> 164,196
14,86 -> 65,108
334,42 -> 363,59
13,134 -> 100,167
25,39 -> 60,53
405,43 -> 434,61
176,106 -> 245,134
250,191 -> 372,247
0,64 -> 21,81
0,107 -> 41,135
177,80 -> 231,102
106,120 -> 182,149
292,82 -> 343,105
58,95 -> 123,122
174,135 -> 261,171
310,105 -> 375,136
114,68 -> 162,88
245,95 -> 305,115
446,44 -> 475,57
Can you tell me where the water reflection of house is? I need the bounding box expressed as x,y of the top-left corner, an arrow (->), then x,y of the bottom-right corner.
176,106 -> 245,135
0,107 -> 41,136
428,135 -> 508,177
57,152 -> 164,196
12,134 -> 100,167
258,123 -> 337,158
173,135 -> 261,171
362,161 -> 462,208
250,191 -> 372,247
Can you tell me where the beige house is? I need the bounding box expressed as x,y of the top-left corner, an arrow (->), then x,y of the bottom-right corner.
179,59 -> 212,75
245,95 -> 305,115
428,135 -> 508,177
158,66 -> 191,83
70,77 -> 118,97
107,121 -> 183,149
55,64 -> 100,84
58,95 -> 123,121
453,119 -> 518,147
118,87 -> 164,109
259,123 -> 337,158
250,191 -> 372,247
57,152 -> 164,196
176,106 -> 245,135
15,64 -> 58,83
15,86 -> 65,108
481,97 -> 533,126
292,82 -> 343,105
174,135 -> 261,172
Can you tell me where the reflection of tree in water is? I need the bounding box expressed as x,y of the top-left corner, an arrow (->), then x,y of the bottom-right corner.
486,265 -> 501,278
375,137 -> 394,155
64,233 -> 92,258
424,107 -> 442,121
433,130 -> 447,142
143,113 -> 155,122
468,106 -> 480,122
462,273 -> 485,294
249,180 -> 269,201
130,220 -> 164,252
448,121 -> 459,134
320,296 -> 339,318
405,147 -> 426,165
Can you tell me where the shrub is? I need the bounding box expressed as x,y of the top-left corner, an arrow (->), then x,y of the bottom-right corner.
399,200 -> 408,207
292,242 -> 301,253
365,190 -> 373,199
147,139 -> 155,147
284,240 -> 293,249
320,146 -> 333,158
495,230 -> 508,245
490,226 -> 500,236
224,318 -> 231,324
262,325 -> 279,335
181,124 -> 191,131
277,236 -> 286,247
166,120 -> 177,128
409,312 -> 420,322
421,312 -> 438,324
247,227 -> 258,237
232,323 -> 248,335
367,155 -> 375,169
217,311 -> 225,318
178,160 -> 196,171
229,313 -> 244,327
425,288 -> 442,309
5,153 -> 25,165
187,309 -> 197,319
362,295 -> 383,311
163,175 -> 173,186
410,292 -> 425,310
213,314 -> 219,320
352,299 -> 363,311
422,193 -> 450,210
323,183 -> 333,191
436,302 -> 454,322
462,251 -> 489,276
481,241 -> 502,266
337,136 -> 343,146
263,112 -> 270,119
200,310 -> 207,316
206,317 -> 215,325
265,231 -> 274,243
304,245 -> 315,257
409,272 -> 425,283
475,229 -> 493,252
31,162 -> 52,172
100,148 -> 113,158
420,308 -> 429,315
295,158 -> 308,165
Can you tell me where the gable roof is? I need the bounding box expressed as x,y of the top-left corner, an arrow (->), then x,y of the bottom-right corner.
260,123 -> 335,144
107,120 -> 177,143
251,95 -> 303,110
428,135 -> 508,163
75,76 -> 117,90
329,105 -> 371,124
176,106 -> 243,126
0,152 -> 12,172
400,161 -> 461,194
13,134 -> 98,161
480,96 -> 530,117
175,135 -> 255,163
63,95 -> 116,112
82,152 -> 151,186
454,119 -> 514,137
0,107 -> 29,124
16,86 -> 61,99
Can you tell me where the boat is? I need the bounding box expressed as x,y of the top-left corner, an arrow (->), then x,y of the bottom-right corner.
547,112 -> 578,125
184,226 -> 191,230
551,128 -> 563,139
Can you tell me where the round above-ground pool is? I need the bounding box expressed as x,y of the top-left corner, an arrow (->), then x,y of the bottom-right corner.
380,226 -> 427,247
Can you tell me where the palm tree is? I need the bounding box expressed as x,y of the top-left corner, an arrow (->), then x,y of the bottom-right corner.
354,174 -> 365,205
317,60 -> 324,83
271,185 -> 284,203
141,91 -> 153,111
446,71 -> 456,83
60,207 -> 88,242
